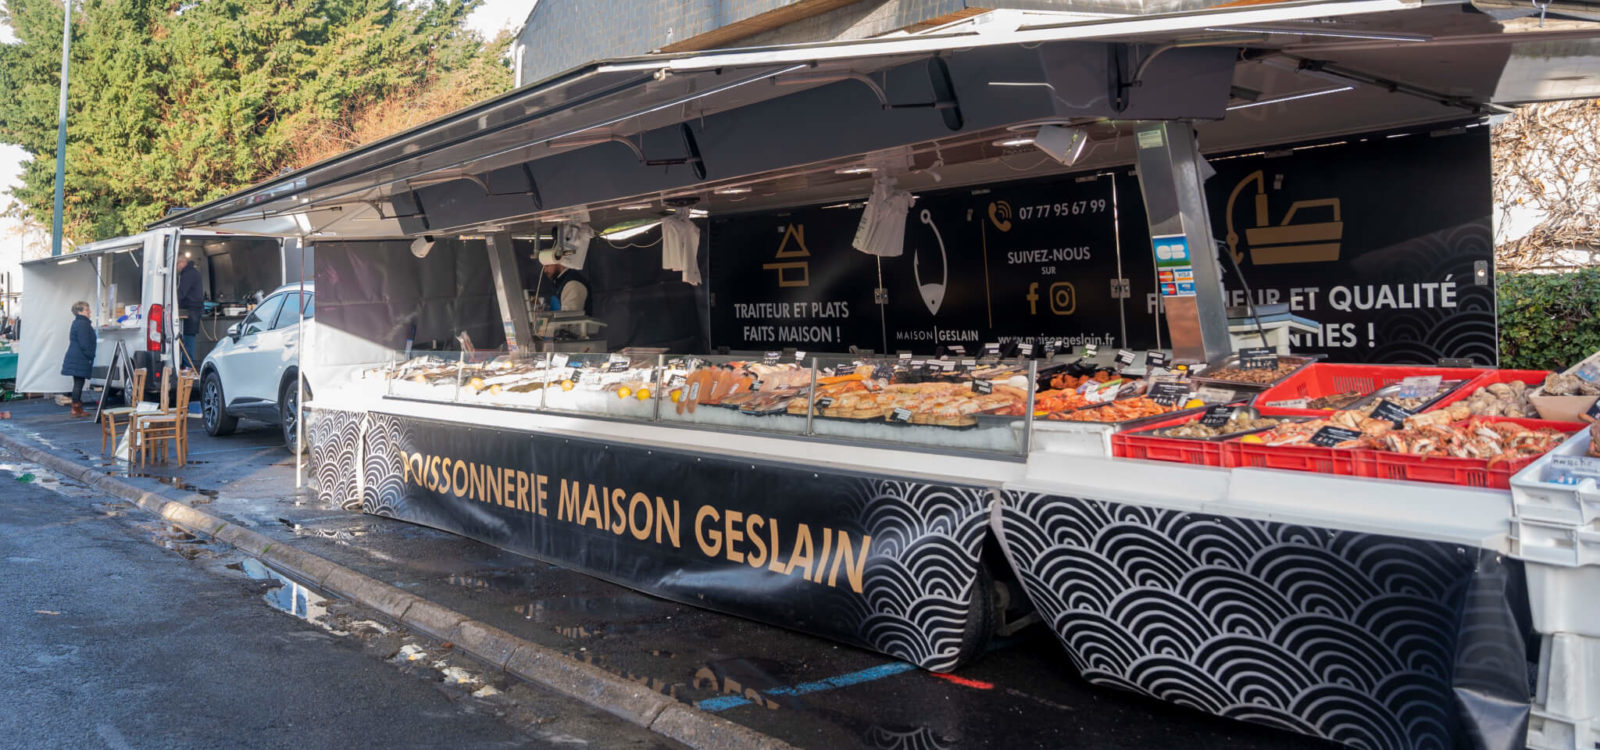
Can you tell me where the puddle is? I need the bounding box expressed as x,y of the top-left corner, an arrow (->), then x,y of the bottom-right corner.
277,517 -> 362,541
142,522 -> 215,560
239,558 -> 347,635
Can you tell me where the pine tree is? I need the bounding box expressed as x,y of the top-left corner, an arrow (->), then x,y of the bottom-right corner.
0,0 -> 511,242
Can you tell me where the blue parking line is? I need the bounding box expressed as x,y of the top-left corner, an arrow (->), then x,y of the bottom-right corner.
696,661 -> 916,712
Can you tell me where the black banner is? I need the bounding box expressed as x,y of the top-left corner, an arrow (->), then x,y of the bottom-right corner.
710,127 -> 1494,364
317,408 -> 993,671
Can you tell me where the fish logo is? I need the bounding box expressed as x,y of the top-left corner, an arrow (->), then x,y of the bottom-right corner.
913,208 -> 948,316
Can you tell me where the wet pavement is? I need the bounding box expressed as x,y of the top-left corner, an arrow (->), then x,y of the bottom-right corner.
0,445 -> 682,749
1,397 -> 1335,749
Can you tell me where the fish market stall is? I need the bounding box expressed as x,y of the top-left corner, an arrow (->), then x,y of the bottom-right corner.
154,1 -> 1600,747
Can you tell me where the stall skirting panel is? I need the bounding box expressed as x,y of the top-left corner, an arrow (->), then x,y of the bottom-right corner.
308,407 -> 995,671
993,492 -> 1531,750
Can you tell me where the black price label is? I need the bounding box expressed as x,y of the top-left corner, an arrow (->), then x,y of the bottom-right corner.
1149,382 -> 1190,406
835,364 -> 856,376
1309,426 -> 1363,447
1368,399 -> 1414,427
1238,347 -> 1278,371
764,351 -> 781,364
1083,343 -> 1099,358
750,380 -> 765,392
891,407 -> 912,423
1115,349 -> 1137,368
961,358 -> 977,368
667,373 -> 686,387
814,397 -> 834,411
1146,350 -> 1169,368
606,360 -> 630,373
1584,398 -> 1600,422
972,380 -> 993,394
1043,341 -> 1060,356
1200,405 -> 1235,428
1018,342 -> 1034,357
1437,357 -> 1476,368
940,360 -> 957,372
667,357 -> 685,368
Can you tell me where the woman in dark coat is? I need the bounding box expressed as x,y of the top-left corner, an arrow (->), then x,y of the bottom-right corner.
61,301 -> 96,418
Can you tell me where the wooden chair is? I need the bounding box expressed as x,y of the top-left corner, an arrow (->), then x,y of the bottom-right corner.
100,368 -> 148,455
131,368 -> 196,467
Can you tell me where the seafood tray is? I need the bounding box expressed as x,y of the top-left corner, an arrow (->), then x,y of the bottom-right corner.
1424,370 -> 1547,419
1253,363 -> 1487,418
1115,407 -> 1292,467
1190,354 -> 1316,392
1356,427 -> 1575,490
1029,405 -> 1207,457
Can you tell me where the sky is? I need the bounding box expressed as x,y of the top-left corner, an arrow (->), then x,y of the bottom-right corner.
0,1 -> 535,274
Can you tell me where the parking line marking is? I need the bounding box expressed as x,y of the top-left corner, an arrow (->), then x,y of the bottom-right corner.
696,662 -> 917,712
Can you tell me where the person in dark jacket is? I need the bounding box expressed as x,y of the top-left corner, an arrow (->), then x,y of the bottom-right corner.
61,301 -> 96,418
176,256 -> 204,369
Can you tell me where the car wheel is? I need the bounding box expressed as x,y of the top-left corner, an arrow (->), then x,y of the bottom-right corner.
202,371 -> 238,437
281,378 -> 310,454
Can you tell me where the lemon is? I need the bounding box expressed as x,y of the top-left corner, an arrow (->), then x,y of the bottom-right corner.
561,380 -> 575,391
1240,434 -> 1264,444
617,387 -> 633,399
636,388 -> 652,400
1184,398 -> 1204,409
670,388 -> 683,403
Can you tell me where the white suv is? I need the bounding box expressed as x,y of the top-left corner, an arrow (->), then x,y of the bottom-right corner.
199,283 -> 314,452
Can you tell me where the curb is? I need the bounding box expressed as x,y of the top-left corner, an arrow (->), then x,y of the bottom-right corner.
0,431 -> 797,750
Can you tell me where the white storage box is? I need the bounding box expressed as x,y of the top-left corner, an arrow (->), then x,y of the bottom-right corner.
1527,632 -> 1600,750
1512,518 -> 1600,568
1511,427 -> 1600,527
1525,563 -> 1600,638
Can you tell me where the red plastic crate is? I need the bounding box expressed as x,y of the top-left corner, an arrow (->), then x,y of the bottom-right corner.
1113,415 -> 1229,467
1253,363 -> 1489,418
1223,440 -> 1363,476
1421,369 -> 1551,415
1355,416 -> 1580,489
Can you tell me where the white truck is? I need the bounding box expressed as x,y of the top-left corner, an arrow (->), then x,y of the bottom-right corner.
17,229 -> 304,404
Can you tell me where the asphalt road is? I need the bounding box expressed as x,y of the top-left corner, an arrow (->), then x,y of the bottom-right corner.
0,456 -> 681,750
0,397 -> 1331,750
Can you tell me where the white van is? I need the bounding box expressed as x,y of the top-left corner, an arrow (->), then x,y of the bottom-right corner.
17,229 -> 303,400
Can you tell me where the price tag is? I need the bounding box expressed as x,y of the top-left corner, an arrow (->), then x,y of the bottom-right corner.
1188,363 -> 1209,375
550,353 -> 570,368
961,358 -> 977,369
795,350 -> 806,362
1368,399 -> 1414,427
835,364 -> 857,376
910,359 -> 926,369
1266,398 -> 1310,409
605,360 -> 630,373
899,352 -> 914,360
1043,341 -> 1060,357
667,357 -> 684,368
1545,454 -> 1600,485
1018,342 -> 1034,357
891,407 -> 912,423
1238,347 -> 1278,370
764,351 -> 781,364
1309,426 -> 1363,447
580,371 -> 602,385
1149,382 -> 1190,406
946,345 -> 966,356
1195,386 -> 1236,404
983,342 -> 1002,356
940,360 -> 957,372
1201,405 -> 1235,428
667,373 -> 686,387
1437,357 -> 1477,368
688,383 -> 701,401
1086,381 -> 1121,404
749,380 -> 764,392
814,396 -> 834,411
1083,343 -> 1099,358
1584,398 -> 1600,423
971,379 -> 993,394
1146,350 -> 1169,368
1115,349 -> 1137,368
1397,376 -> 1442,400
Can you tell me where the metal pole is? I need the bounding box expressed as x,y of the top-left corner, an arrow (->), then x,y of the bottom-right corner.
295,237 -> 306,489
804,357 -> 817,436
49,0 -> 72,257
